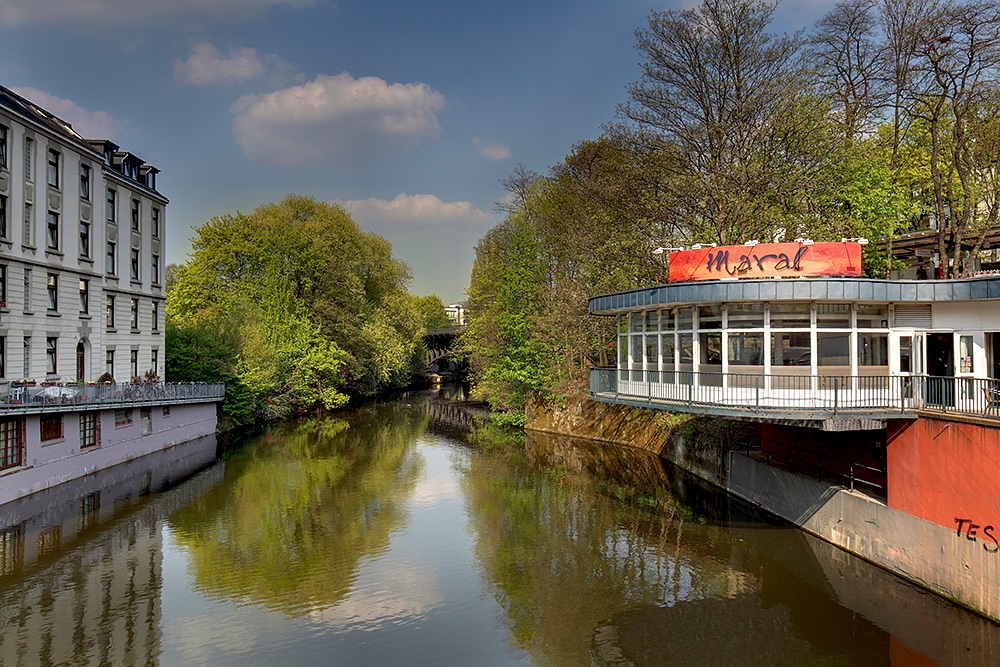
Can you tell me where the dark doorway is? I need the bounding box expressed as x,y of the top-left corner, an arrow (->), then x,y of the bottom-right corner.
927,333 -> 953,407
989,332 -> 1000,380
76,341 -> 85,383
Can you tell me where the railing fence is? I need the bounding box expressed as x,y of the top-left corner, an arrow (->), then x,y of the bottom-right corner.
591,367 -> 1000,421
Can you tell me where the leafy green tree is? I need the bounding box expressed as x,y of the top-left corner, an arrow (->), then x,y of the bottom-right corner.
416,295 -> 452,328
168,195 -> 425,424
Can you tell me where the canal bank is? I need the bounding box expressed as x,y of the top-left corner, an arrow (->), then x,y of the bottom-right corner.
525,395 -> 1000,625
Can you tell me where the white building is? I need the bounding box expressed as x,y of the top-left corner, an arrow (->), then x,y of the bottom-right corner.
0,85 -> 166,384
0,86 -> 221,504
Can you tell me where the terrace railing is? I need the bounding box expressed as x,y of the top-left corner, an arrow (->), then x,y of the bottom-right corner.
0,382 -> 225,414
590,367 -> 1000,422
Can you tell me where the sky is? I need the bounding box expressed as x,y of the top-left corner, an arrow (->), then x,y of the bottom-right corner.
1,0 -> 835,304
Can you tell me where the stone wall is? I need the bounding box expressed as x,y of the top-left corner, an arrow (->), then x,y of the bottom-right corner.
525,394 -> 759,485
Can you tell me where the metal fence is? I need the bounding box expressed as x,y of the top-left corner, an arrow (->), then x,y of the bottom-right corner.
0,382 -> 226,413
591,367 -> 1000,421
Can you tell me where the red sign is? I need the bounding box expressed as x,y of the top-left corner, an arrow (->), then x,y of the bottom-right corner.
668,242 -> 862,283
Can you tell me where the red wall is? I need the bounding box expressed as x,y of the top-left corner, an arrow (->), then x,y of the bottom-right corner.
887,417 -> 1000,535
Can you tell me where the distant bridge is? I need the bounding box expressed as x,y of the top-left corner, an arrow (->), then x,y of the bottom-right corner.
424,325 -> 466,375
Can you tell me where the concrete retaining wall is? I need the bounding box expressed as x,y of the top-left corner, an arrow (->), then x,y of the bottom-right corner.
728,451 -> 1000,624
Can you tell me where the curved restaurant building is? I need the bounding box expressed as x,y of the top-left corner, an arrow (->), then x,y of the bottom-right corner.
588,241 -> 1000,623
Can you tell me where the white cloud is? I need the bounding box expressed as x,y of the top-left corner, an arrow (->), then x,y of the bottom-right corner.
231,73 -> 446,166
174,42 -> 301,86
472,139 -> 511,161
0,0 -> 315,28
10,87 -> 125,139
336,193 -> 491,228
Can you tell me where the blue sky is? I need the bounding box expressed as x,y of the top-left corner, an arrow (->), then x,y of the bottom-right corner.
2,0 -> 834,303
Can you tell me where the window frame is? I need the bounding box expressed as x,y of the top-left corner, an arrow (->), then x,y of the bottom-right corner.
79,164 -> 90,201
46,210 -> 59,251
47,148 -> 60,189
45,336 -> 57,374
46,273 -> 58,311
40,414 -> 63,442
0,418 -> 24,470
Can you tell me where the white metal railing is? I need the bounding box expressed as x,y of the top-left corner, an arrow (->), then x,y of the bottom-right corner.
590,367 -> 1000,420
0,381 -> 225,412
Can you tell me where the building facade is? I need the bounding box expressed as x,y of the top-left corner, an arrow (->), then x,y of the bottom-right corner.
0,85 -> 166,385
588,242 -> 1000,622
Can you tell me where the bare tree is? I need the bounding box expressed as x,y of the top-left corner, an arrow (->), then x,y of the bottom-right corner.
910,0 -> 1000,274
620,0 -> 822,245
807,0 -> 886,142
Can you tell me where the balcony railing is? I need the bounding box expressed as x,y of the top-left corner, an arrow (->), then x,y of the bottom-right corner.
0,382 -> 225,413
590,367 -> 1000,422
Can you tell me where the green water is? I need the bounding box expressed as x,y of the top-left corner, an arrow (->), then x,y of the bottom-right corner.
0,393 -> 998,666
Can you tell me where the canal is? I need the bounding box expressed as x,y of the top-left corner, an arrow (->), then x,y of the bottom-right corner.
0,392 -> 998,666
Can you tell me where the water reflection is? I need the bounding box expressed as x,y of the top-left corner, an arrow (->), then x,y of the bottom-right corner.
167,406 -> 425,616
0,435 -> 219,666
0,394 -> 998,666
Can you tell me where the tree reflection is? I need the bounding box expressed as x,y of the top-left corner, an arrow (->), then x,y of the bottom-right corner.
459,425 -> 762,665
168,405 -> 425,616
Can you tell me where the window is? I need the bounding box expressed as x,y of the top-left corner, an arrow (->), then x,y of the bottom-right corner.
151,254 -> 159,284
47,149 -> 59,188
40,415 -> 63,442
151,300 -> 159,331
45,337 -> 57,374
79,220 -> 90,257
772,332 -> 811,367
22,337 -> 29,378
22,269 -> 30,313
130,199 -> 139,231
106,188 -> 116,222
151,207 -> 159,237
0,195 -> 6,239
105,350 -> 114,377
79,278 -> 88,314
0,265 -> 6,307
728,303 -> 764,329
130,297 -> 138,329
46,273 -> 57,310
46,211 -> 59,250
80,412 -> 98,450
0,418 -> 23,470
22,202 -> 32,247
770,303 -> 811,329
0,124 -> 7,170
817,333 -> 850,367
114,409 -> 133,427
130,248 -> 140,281
150,349 -> 158,375
130,349 -> 138,379
0,336 -> 4,378
859,333 -> 889,368
106,294 -> 115,328
79,164 -> 90,200
24,137 -> 32,181
817,303 -> 851,329
106,241 -> 116,275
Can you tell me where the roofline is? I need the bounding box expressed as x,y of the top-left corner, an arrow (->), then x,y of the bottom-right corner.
588,276 -> 1000,315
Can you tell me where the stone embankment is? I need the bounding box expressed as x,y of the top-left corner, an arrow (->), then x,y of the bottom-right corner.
524,394 -> 759,486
